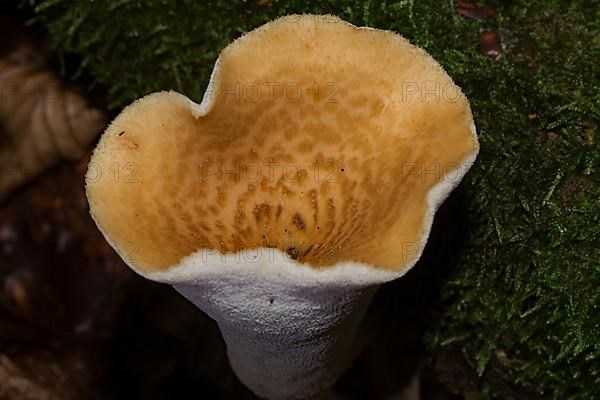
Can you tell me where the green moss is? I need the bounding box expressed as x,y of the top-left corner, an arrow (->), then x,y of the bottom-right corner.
27,0 -> 599,398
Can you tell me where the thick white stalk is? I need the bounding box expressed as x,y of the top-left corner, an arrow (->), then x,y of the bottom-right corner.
176,279 -> 377,400
137,250 -> 398,400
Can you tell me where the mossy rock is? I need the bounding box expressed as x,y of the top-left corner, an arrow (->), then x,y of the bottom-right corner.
27,0 -> 599,398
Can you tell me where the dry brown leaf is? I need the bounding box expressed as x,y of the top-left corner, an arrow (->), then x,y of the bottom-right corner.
0,355 -> 62,400
479,29 -> 503,60
0,39 -> 106,202
456,1 -> 496,21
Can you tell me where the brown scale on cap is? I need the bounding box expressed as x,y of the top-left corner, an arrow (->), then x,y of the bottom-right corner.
86,15 -> 478,273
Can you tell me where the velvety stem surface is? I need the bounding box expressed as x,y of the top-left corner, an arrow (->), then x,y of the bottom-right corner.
175,278 -> 378,400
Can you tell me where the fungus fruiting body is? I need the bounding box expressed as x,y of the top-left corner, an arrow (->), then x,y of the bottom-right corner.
86,15 -> 478,400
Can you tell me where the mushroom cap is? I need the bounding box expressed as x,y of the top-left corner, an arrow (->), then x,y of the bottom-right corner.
86,15 -> 478,280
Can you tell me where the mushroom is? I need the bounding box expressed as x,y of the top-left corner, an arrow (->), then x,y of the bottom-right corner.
86,15 -> 479,400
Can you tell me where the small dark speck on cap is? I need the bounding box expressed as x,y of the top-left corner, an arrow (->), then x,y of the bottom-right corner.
286,246 -> 299,260
293,213 -> 305,230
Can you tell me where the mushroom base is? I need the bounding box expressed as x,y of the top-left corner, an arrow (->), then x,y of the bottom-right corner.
172,264 -> 379,400
103,242 -> 403,398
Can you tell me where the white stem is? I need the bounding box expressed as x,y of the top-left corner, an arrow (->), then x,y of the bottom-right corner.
133,250 -> 402,399
174,276 -> 378,400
